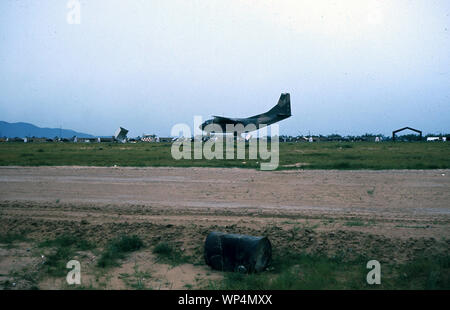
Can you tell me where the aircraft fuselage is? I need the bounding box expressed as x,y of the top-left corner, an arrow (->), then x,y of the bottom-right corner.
200,93 -> 292,134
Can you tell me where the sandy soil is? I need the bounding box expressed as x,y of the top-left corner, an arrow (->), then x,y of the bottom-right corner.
0,166 -> 449,289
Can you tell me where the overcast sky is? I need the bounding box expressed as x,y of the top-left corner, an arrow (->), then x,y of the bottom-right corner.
1,0 -> 449,137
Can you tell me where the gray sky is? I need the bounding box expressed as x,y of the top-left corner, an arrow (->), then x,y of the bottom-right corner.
1,0 -> 449,137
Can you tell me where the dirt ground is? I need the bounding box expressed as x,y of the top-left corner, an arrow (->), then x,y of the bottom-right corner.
0,166 -> 449,289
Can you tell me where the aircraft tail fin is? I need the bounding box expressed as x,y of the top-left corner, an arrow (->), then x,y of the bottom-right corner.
268,93 -> 291,117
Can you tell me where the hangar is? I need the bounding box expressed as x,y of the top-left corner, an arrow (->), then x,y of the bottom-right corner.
392,127 -> 422,141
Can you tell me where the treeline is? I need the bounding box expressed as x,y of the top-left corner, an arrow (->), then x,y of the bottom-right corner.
279,133 -> 450,142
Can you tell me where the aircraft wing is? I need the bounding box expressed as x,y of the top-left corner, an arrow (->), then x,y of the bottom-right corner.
212,116 -> 239,124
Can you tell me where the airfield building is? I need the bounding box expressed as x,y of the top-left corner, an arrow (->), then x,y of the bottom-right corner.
141,134 -> 157,142
158,137 -> 173,143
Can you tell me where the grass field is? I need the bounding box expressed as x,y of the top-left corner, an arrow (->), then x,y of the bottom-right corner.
0,141 -> 449,169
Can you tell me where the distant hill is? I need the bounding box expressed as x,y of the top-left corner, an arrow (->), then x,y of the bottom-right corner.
0,121 -> 95,138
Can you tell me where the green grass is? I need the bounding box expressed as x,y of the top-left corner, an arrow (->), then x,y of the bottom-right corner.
42,247 -> 74,277
39,234 -> 94,251
38,234 -> 95,276
345,221 -> 366,227
97,235 -> 144,268
395,255 -> 450,289
119,264 -> 152,290
153,242 -> 192,266
6,267 -> 40,290
206,250 -> 450,290
207,251 -> 367,290
395,225 -> 430,229
0,232 -> 28,245
0,141 -> 448,170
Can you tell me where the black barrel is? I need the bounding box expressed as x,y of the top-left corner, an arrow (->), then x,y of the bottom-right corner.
204,231 -> 272,273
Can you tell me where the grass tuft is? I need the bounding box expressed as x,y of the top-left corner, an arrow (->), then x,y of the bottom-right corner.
97,235 -> 144,268
0,232 -> 28,245
153,242 -> 191,266
39,234 -> 96,276
39,234 -> 94,251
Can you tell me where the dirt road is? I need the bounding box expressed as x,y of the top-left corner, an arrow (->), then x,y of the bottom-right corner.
1,166 -> 449,214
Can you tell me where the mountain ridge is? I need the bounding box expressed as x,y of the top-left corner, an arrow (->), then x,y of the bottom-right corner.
0,121 -> 95,138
